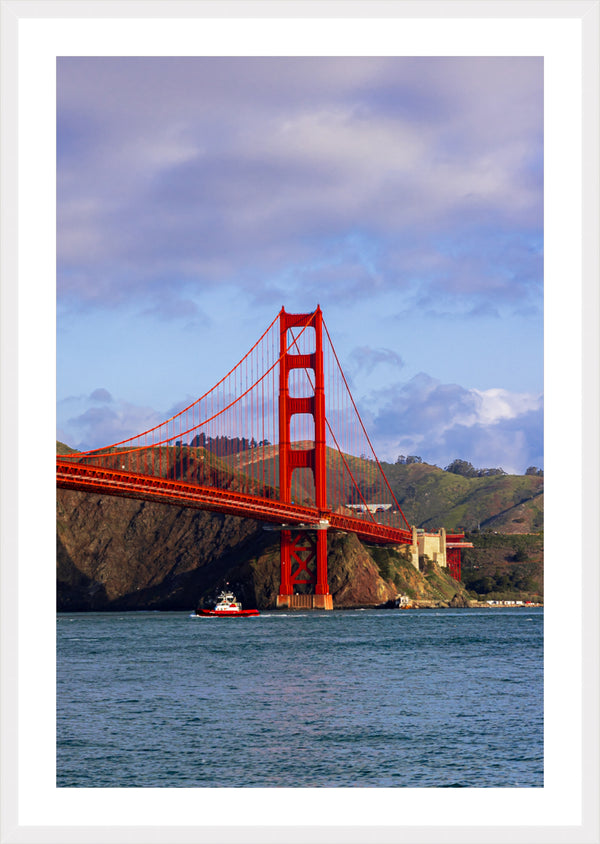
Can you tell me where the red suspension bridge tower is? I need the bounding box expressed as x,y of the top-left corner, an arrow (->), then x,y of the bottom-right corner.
277,307 -> 332,610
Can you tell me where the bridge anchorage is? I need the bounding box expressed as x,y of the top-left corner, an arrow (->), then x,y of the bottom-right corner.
56,306 -> 471,610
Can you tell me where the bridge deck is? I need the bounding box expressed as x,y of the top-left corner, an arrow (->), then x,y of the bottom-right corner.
56,459 -> 413,546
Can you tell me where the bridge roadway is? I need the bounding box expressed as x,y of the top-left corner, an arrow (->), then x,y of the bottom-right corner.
56,458 -> 414,546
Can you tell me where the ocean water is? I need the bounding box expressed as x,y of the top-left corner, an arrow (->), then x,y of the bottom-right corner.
57,608 -> 543,788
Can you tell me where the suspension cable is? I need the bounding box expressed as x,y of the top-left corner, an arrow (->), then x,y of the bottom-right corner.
323,318 -> 411,530
67,315 -> 317,461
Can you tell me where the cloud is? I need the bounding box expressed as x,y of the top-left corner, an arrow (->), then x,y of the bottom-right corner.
56,57 -> 543,473
57,56 -> 543,317
57,369 -> 543,475
89,388 -> 113,402
58,392 -> 164,452
471,387 -> 541,426
432,410 -> 544,474
361,373 -> 543,473
348,346 -> 404,377
141,293 -> 205,324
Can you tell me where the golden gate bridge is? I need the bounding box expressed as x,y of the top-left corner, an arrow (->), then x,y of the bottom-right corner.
56,307 -> 469,609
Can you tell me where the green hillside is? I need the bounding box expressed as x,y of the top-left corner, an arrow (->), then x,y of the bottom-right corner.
379,460 -> 543,534
460,532 -> 543,602
57,440 -> 79,455
228,445 -> 543,533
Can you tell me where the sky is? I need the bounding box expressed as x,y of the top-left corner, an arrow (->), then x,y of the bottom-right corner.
56,56 -> 543,474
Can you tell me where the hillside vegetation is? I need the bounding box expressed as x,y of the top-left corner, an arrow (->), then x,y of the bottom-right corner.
57,440 -> 79,455
379,460 -> 543,534
224,447 -> 543,535
460,532 -> 543,602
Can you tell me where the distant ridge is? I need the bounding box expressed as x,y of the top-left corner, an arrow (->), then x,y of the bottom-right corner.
57,441 -> 79,455
380,460 -> 543,535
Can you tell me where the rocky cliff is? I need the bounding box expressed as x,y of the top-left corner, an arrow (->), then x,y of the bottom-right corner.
57,488 -> 471,611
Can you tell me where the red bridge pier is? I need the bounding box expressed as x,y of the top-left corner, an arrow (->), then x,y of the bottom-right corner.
276,307 -> 333,610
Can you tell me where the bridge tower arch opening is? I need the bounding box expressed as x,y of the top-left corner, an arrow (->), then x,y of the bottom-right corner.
276,306 -> 333,610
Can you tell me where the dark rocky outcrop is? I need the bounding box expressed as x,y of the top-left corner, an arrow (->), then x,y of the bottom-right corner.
448,592 -> 471,608
57,489 -> 261,610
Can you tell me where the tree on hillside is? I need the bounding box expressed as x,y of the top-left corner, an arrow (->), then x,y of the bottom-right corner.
445,459 -> 506,478
445,459 -> 477,477
525,466 -> 544,476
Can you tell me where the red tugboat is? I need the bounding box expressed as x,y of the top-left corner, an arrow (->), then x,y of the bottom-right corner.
195,590 -> 260,618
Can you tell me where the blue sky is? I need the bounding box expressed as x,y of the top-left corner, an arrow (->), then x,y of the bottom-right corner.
57,56 -> 543,474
